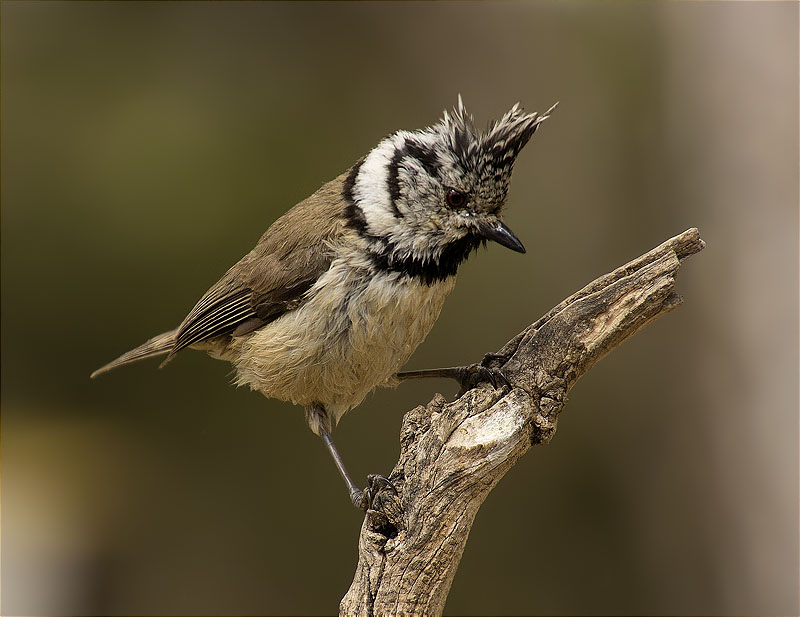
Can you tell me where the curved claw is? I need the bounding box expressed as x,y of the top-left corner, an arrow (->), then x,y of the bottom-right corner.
353,474 -> 395,511
490,367 -> 512,389
458,364 -> 511,391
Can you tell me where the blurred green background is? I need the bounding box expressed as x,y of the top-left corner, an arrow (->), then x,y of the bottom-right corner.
2,2 -> 797,615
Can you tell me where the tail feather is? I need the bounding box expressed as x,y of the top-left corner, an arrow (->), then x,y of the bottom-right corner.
91,329 -> 178,379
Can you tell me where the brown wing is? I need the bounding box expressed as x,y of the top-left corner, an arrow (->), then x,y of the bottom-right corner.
162,172 -> 349,364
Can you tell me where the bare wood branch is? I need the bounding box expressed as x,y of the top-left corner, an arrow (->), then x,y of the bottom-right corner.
340,228 -> 705,617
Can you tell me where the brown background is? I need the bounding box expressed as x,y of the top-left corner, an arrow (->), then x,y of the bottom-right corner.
2,2 -> 797,615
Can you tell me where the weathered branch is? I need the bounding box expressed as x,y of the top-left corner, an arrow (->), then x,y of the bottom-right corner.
340,228 -> 705,617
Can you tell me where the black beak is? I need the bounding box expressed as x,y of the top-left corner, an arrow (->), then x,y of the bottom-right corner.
479,219 -> 526,254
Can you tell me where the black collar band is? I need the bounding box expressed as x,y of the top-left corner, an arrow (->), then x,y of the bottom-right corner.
365,233 -> 483,285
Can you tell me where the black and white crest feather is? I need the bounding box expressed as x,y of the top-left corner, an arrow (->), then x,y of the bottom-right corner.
438,95 -> 557,206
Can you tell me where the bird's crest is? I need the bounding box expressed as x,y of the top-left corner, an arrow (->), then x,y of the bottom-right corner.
435,96 -> 557,202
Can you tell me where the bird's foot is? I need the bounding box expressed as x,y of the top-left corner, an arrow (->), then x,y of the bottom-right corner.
452,363 -> 511,391
351,474 -> 396,512
397,362 -> 510,393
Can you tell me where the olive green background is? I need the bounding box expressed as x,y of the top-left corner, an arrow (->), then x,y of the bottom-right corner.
2,2 -> 797,615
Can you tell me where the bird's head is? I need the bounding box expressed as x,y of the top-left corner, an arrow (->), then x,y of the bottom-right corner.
344,97 -> 556,282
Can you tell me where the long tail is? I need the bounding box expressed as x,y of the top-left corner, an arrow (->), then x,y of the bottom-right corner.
91,329 -> 178,379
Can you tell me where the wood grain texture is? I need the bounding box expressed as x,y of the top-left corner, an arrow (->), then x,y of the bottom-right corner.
340,228 -> 704,617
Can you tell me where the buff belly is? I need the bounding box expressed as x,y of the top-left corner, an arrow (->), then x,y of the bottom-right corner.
225,264 -> 456,425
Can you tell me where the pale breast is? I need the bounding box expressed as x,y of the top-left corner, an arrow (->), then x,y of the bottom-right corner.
228,260 -> 456,423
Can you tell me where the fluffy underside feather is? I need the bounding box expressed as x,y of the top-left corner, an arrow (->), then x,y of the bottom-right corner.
228,258 -> 457,430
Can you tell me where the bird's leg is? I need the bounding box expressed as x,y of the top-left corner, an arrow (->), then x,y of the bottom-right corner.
396,358 -> 510,393
320,430 -> 365,508
306,403 -> 392,511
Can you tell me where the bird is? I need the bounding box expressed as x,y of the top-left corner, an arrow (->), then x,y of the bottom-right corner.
92,97 -> 556,509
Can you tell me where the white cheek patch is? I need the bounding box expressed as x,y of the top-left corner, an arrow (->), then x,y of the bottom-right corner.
353,133 -> 409,237
353,129 -> 463,261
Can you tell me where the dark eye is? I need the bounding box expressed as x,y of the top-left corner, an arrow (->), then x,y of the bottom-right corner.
446,188 -> 467,208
